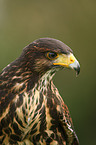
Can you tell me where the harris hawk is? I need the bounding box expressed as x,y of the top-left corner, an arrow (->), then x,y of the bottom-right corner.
0,38 -> 80,145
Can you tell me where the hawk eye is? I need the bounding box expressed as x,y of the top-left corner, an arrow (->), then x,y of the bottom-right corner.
47,52 -> 58,60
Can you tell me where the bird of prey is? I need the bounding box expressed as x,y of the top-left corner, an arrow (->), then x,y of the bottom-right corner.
0,38 -> 80,145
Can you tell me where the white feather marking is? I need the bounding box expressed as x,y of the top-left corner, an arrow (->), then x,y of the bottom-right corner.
13,82 -> 24,90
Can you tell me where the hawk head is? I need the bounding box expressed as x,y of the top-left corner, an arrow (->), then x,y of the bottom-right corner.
22,38 -> 80,77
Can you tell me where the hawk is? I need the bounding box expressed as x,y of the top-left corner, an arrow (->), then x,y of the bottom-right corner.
0,38 -> 80,145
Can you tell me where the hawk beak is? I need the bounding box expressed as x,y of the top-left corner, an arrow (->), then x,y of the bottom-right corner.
53,53 -> 80,75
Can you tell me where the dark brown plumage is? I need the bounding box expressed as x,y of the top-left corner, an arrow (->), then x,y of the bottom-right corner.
0,38 -> 80,145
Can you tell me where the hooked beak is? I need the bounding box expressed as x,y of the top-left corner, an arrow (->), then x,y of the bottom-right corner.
53,53 -> 80,75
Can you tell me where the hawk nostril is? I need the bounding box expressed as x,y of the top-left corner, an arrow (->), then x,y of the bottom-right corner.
70,59 -> 73,62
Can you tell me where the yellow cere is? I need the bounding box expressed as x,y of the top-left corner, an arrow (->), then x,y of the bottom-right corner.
53,53 -> 76,67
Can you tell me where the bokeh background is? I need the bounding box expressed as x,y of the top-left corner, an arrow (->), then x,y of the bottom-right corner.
0,0 -> 96,144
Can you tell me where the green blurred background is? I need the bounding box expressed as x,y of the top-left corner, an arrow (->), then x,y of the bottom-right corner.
0,0 -> 96,144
